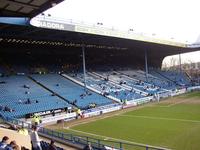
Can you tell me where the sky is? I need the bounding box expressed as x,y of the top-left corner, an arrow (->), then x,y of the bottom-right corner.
163,51 -> 200,67
43,0 -> 200,65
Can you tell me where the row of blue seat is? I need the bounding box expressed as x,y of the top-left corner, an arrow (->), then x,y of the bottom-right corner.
0,75 -> 70,118
69,72 -> 144,101
31,74 -> 113,109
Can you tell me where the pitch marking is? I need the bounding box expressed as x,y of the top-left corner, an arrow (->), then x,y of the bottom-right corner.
66,128 -> 170,150
166,99 -> 192,107
118,114 -> 200,123
153,99 -> 192,108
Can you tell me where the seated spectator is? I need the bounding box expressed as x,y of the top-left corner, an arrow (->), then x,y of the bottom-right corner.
86,91 -> 92,96
4,106 -> 14,112
21,146 -> 29,150
0,81 -> 6,84
89,103 -> 96,109
25,91 -> 30,94
12,145 -> 20,150
0,105 -> 4,111
83,142 -> 93,150
8,124 -> 18,131
23,85 -> 30,89
48,140 -> 57,150
4,106 -> 10,112
80,93 -> 86,99
25,98 -> 31,104
0,136 -> 9,149
5,140 -> 18,150
18,100 -> 23,104
103,92 -> 109,97
51,93 -> 56,96
72,99 -> 77,105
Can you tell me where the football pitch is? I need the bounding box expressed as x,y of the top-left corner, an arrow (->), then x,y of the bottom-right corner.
52,91 -> 200,150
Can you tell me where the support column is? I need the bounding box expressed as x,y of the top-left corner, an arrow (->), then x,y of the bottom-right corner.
145,49 -> 148,81
82,44 -> 87,90
179,53 -> 182,73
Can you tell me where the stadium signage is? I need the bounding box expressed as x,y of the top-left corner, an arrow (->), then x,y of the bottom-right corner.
39,21 -> 64,30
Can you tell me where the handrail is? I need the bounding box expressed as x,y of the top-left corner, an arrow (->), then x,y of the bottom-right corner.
4,117 -> 171,150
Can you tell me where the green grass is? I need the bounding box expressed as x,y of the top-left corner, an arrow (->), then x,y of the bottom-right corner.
179,91 -> 200,98
56,91 -> 200,150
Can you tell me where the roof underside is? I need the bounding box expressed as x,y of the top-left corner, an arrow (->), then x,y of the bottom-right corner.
0,0 -> 64,17
0,23 -> 199,67
0,1 -> 199,68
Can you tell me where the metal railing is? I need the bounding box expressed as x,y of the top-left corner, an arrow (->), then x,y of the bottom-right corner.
3,117 -> 171,150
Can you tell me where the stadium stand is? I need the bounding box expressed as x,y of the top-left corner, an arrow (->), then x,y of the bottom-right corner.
92,70 -> 165,94
30,74 -> 113,109
118,69 -> 178,90
0,75 -> 70,118
152,69 -> 191,86
0,1 -> 199,149
68,72 -> 145,102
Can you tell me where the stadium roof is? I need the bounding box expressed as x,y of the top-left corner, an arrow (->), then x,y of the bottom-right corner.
0,0 -> 199,67
0,0 -> 64,17
0,23 -> 199,67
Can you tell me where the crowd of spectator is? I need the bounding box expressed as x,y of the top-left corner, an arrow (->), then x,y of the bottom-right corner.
0,105 -> 15,113
0,136 -> 20,150
0,124 -> 63,150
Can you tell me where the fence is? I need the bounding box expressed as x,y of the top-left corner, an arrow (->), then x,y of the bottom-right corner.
4,117 -> 170,150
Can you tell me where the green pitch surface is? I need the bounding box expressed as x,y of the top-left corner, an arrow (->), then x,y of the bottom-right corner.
57,91 -> 200,150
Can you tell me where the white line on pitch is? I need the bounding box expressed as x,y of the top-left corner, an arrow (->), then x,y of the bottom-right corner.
66,128 -> 170,150
67,114 -> 121,128
118,114 -> 200,123
165,99 -> 191,107
152,99 -> 193,108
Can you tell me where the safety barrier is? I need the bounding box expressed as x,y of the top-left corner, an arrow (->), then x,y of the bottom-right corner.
4,117 -> 170,150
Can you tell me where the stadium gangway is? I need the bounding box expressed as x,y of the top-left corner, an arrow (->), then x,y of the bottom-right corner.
3,117 -> 171,150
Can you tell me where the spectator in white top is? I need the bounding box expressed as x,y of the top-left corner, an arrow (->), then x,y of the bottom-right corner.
30,126 -> 42,150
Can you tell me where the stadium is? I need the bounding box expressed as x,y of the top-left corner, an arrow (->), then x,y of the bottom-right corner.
0,0 -> 200,150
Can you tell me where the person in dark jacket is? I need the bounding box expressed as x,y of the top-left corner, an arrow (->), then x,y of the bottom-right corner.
48,140 -> 57,150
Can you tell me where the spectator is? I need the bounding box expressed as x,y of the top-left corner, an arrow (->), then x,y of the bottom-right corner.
83,142 -> 93,150
25,91 -> 30,94
48,140 -> 57,150
4,106 -> 10,112
0,105 -> 4,111
23,85 -> 30,89
0,136 -> 9,149
51,93 -> 56,96
18,100 -> 23,104
30,126 -> 42,150
5,140 -> 17,150
27,98 -> 31,104
32,115 -> 41,126
18,126 -> 28,136
21,146 -> 29,150
72,99 -> 77,105
12,145 -> 20,150
8,124 -> 18,131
